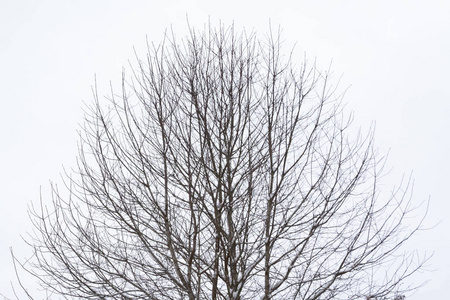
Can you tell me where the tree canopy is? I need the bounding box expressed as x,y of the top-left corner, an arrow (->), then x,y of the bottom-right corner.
15,24 -> 425,300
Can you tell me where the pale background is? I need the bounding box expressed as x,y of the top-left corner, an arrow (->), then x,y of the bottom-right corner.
1,0 -> 448,299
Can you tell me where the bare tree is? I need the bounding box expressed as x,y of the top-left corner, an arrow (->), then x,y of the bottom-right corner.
16,24 -> 425,300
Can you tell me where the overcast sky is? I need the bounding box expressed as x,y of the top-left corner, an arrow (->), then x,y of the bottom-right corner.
1,0 -> 449,299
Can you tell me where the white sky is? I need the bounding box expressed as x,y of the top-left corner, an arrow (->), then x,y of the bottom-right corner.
1,0 -> 448,299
